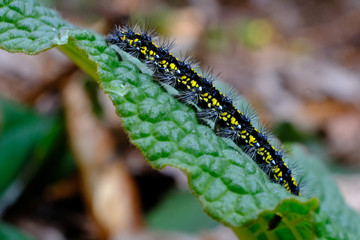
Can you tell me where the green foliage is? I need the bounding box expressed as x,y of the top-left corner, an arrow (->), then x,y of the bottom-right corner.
0,99 -> 60,198
0,223 -> 36,240
146,191 -> 219,233
0,0 -> 359,239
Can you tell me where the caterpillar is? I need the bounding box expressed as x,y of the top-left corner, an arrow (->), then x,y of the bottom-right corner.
106,25 -> 300,196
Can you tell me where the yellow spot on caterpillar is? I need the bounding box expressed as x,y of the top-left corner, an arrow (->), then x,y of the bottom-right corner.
249,135 -> 256,146
212,98 -> 218,106
231,117 -> 238,125
170,63 -> 177,70
141,46 -> 147,55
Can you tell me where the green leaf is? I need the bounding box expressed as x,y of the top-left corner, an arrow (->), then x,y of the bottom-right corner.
1,0 -> 359,239
291,146 -> 360,239
146,190 -> 219,233
0,223 -> 36,240
0,98 -> 61,213
0,99 -> 54,196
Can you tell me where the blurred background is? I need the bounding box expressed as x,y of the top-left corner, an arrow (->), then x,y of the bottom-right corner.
1,0 -> 360,239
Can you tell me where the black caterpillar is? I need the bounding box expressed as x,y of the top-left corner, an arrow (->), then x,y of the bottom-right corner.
106,25 -> 300,195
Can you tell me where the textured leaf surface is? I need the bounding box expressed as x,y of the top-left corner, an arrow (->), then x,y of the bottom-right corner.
1,0 -> 359,239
